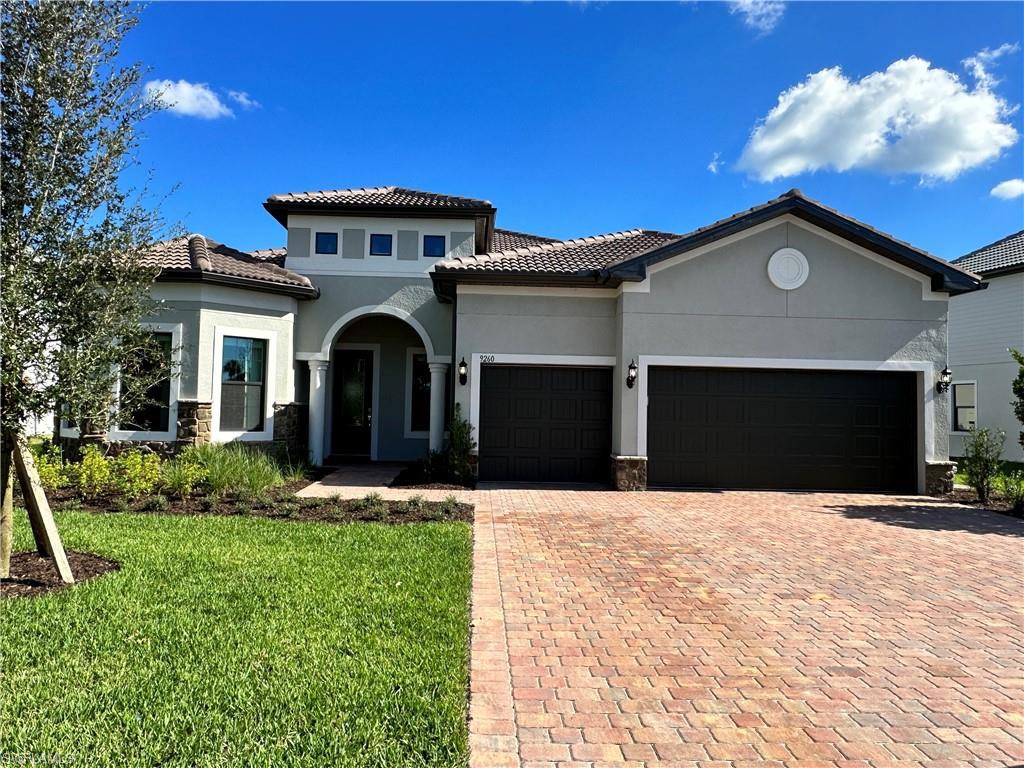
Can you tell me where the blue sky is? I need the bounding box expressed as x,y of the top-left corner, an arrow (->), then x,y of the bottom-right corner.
124,1 -> 1023,261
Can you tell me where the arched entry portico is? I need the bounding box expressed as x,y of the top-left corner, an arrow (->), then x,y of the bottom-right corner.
301,304 -> 449,465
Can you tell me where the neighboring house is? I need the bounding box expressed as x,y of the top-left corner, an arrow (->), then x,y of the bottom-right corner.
68,186 -> 984,494
949,230 -> 1024,463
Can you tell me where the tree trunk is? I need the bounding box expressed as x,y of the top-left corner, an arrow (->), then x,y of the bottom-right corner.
1,430 -> 14,578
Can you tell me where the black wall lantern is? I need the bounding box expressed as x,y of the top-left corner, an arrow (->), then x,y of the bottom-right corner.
458,357 -> 468,386
936,366 -> 952,394
626,359 -> 638,389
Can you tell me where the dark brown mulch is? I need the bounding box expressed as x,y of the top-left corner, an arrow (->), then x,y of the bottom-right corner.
51,487 -> 473,525
391,482 -> 470,491
1,550 -> 119,599
389,464 -> 474,491
947,489 -> 1023,518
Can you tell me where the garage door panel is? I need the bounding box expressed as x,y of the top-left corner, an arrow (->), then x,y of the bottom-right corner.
480,365 -> 612,483
648,367 -> 916,492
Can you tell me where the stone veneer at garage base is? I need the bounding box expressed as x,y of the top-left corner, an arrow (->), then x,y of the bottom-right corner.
612,456 -> 957,496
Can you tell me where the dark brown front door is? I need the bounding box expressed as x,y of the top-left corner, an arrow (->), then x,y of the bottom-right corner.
333,349 -> 374,457
646,367 -> 917,492
478,365 -> 612,483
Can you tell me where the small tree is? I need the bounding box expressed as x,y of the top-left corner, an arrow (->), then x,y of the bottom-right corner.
1,0 -> 167,578
1011,348 -> 1024,453
961,427 -> 1005,504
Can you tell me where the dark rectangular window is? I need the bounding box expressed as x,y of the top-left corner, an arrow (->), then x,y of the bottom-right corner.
220,336 -> 267,432
121,332 -> 173,432
423,235 -> 446,258
315,232 -> 338,254
952,382 -> 976,432
369,233 -> 392,256
410,353 -> 450,434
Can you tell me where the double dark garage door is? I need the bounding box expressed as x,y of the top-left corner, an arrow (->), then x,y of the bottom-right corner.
478,364 -> 917,492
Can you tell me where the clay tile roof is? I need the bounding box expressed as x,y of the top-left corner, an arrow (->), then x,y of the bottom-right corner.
952,230 -> 1024,276
436,229 -> 682,274
265,185 -> 493,210
143,235 -> 316,296
249,246 -> 287,267
491,228 -> 559,252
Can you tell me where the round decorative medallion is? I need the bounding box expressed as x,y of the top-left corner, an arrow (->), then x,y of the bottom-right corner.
767,247 -> 809,290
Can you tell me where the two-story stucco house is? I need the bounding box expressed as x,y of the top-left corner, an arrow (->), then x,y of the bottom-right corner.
73,186 -> 983,493
949,230 -> 1024,463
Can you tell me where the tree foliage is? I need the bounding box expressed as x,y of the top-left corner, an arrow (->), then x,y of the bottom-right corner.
1,0 -> 166,439
1011,348 -> 1024,452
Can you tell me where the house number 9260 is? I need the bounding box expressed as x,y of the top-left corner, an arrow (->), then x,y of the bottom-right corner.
480,355 -> 496,363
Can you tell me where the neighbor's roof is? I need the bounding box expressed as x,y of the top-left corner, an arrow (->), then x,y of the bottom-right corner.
437,229 -> 681,275
432,189 -> 983,296
952,230 -> 1024,277
263,185 -> 495,226
144,235 -> 318,298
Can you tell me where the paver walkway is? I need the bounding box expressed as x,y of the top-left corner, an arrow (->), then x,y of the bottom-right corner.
468,489 -> 1024,768
295,463 -> 474,502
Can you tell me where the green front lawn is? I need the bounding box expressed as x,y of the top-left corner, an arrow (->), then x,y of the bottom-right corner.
1,510 -> 471,767
954,459 -> 1024,487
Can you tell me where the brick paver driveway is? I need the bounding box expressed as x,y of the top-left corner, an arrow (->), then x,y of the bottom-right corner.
468,490 -> 1024,767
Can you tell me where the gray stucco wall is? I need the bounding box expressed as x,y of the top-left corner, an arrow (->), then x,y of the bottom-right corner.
617,222 -> 949,460
294,275 -> 451,361
329,315 -> 432,461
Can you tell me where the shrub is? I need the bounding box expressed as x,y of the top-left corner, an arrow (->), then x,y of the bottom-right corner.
161,456 -> 206,498
199,495 -> 218,512
999,470 -> 1024,514
29,440 -> 67,490
962,427 -> 1005,503
111,497 -> 132,514
141,494 -> 169,513
446,404 -> 476,485
110,450 -> 162,500
403,494 -> 427,515
71,444 -> 112,499
440,494 -> 461,517
356,492 -> 388,521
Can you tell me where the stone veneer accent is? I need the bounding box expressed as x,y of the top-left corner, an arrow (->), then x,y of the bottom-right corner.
611,455 -> 647,491
925,460 -> 957,496
176,401 -> 212,445
272,402 -> 308,464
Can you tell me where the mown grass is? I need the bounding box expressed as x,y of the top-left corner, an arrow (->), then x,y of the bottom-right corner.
954,459 -> 1024,488
1,509 -> 471,767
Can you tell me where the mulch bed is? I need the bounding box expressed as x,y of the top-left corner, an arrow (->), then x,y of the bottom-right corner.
947,489 -> 1022,518
389,464 -> 474,491
48,485 -> 474,525
1,550 -> 119,599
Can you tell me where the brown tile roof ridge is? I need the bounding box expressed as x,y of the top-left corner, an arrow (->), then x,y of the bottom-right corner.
145,234 -> 314,291
443,228 -> 676,267
265,185 -> 493,208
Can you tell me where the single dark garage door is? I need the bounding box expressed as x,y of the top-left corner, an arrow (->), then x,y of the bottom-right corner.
647,367 -> 917,492
479,365 -> 612,482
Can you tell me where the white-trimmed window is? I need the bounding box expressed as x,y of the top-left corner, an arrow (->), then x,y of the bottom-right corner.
369,233 -> 393,257
404,347 -> 449,439
212,326 -> 276,442
108,322 -> 183,441
951,381 -> 977,433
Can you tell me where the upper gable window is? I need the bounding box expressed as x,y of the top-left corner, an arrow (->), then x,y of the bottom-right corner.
369,233 -> 393,256
314,232 -> 338,254
423,235 -> 446,259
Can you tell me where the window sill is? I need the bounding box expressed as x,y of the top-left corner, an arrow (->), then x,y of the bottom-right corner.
212,429 -> 273,443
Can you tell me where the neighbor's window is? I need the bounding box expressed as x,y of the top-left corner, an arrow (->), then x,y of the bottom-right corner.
220,336 -> 267,432
409,353 -> 450,433
369,233 -> 392,256
952,382 -> 976,432
120,332 -> 173,432
315,232 -> 338,254
423,235 -> 446,258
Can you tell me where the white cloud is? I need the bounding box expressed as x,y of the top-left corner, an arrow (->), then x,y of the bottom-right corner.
227,90 -> 261,110
707,152 -> 722,174
738,52 -> 1020,183
991,178 -> 1024,199
729,0 -> 785,35
144,79 -> 233,119
963,43 -> 1019,90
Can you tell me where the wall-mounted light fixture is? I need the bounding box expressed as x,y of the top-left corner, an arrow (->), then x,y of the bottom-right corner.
626,359 -> 638,389
936,366 -> 952,394
458,357 -> 468,386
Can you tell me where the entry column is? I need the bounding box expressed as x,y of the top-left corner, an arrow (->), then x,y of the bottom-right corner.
428,362 -> 448,452
307,359 -> 329,465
